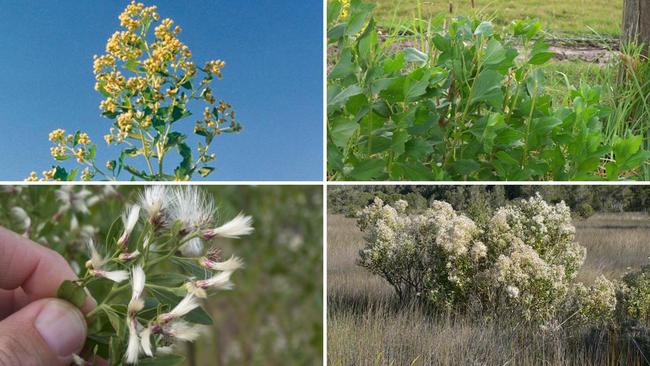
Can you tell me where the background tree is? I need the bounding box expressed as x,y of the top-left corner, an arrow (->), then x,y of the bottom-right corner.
623,0 -> 650,52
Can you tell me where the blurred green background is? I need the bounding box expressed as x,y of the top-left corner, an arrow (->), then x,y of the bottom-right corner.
0,185 -> 323,366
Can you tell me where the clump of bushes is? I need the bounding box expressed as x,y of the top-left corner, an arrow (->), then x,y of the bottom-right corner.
357,194 -> 618,325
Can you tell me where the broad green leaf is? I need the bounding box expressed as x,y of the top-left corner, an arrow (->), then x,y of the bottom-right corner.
469,70 -> 504,109
348,158 -> 385,180
345,0 -> 374,36
329,48 -> 355,79
474,21 -> 494,37
449,159 -> 480,176
483,39 -> 506,66
328,84 -> 363,109
57,280 -> 87,308
330,120 -> 359,148
138,354 -> 185,366
403,48 -> 428,65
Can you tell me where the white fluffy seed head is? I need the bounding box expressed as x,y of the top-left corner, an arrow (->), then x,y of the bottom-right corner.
139,186 -> 170,224
167,187 -> 215,233
165,320 -> 205,342
166,293 -> 200,320
140,326 -> 153,357
179,238 -> 204,257
200,255 -> 244,272
10,207 -> 31,231
203,213 -> 254,239
128,265 -> 146,312
126,318 -> 141,364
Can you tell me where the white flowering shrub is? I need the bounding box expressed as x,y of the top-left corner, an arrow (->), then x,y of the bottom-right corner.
357,194 -> 594,323
563,276 -> 618,327
358,198 -> 487,308
621,264 -> 650,321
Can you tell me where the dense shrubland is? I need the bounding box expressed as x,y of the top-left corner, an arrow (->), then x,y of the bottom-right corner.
355,194 -> 650,330
327,0 -> 650,181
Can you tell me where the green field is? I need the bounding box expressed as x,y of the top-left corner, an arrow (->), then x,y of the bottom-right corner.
373,0 -> 623,37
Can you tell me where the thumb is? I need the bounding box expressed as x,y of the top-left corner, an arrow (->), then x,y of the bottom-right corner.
0,298 -> 87,366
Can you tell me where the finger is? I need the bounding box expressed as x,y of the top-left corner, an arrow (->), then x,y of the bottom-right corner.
0,298 -> 87,366
0,226 -> 96,313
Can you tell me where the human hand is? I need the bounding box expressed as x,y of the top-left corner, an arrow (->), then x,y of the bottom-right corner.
0,226 -> 93,366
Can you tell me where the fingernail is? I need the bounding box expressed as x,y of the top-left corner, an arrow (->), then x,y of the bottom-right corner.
35,299 -> 87,356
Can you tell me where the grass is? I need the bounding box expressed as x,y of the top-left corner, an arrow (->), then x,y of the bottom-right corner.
373,0 -> 623,37
328,212 -> 650,365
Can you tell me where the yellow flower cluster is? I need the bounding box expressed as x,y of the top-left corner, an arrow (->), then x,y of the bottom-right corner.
50,146 -> 66,159
80,167 -> 92,181
74,148 -> 86,163
93,54 -> 116,75
25,172 -> 38,182
205,60 -> 225,78
339,0 -> 350,19
119,1 -> 159,31
97,71 -> 126,95
48,128 -> 66,142
106,31 -> 142,61
100,98 -> 118,113
144,19 -> 187,74
117,111 -> 134,133
126,77 -> 147,92
77,132 -> 91,145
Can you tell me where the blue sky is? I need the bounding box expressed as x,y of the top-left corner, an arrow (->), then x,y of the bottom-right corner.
0,0 -> 323,181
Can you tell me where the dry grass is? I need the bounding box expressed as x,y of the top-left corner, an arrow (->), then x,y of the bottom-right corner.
328,213 -> 650,366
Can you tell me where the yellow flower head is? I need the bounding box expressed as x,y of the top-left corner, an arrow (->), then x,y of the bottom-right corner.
76,132 -> 91,145
117,111 -> 134,133
25,172 -> 38,182
100,98 -> 118,113
50,146 -> 66,159
106,31 -> 142,61
48,129 -> 66,142
42,168 -> 56,181
93,54 -> 116,75
81,167 -> 92,181
205,60 -> 225,78
126,77 -> 147,92
75,148 -> 86,163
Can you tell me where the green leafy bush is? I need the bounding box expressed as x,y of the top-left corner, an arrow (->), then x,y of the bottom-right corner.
327,0 -> 649,181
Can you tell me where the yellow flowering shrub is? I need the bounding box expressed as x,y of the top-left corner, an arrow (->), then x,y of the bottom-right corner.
30,1 -> 242,181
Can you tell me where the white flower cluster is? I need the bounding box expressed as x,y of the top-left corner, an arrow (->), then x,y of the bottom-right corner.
357,197 -> 485,306
82,186 -> 254,364
358,193 -> 590,322
564,275 -> 618,326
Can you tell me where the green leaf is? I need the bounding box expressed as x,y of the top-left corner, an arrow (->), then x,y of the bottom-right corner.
469,70 -> 504,109
138,354 -> 185,366
348,158 -> 385,180
483,39 -> 506,66
170,105 -> 187,123
185,307 -> 214,325
403,48 -> 428,65
329,48 -> 355,79
198,166 -> 215,177
345,0 -> 374,36
328,84 -> 363,109
357,19 -> 377,65
57,280 -> 87,308
449,159 -> 480,176
124,59 -> 140,73
330,120 -> 359,148
474,21 -> 494,37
